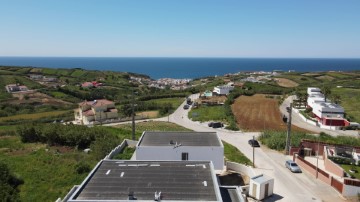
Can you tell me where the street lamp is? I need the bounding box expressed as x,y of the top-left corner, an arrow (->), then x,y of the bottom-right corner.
131,91 -> 137,141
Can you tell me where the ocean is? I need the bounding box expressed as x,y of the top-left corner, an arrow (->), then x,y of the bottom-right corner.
0,57 -> 359,79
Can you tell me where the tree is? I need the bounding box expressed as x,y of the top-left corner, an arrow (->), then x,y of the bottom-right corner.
331,94 -> 341,104
321,85 -> 331,102
0,162 -> 23,202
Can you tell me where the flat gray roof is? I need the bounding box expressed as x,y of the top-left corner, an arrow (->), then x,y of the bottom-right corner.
70,160 -> 220,201
138,131 -> 222,147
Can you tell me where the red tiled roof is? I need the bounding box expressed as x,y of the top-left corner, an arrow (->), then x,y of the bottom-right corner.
82,109 -> 95,116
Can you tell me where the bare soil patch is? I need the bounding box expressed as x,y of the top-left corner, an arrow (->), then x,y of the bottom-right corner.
275,78 -> 299,88
316,75 -> 335,81
8,91 -> 71,106
137,111 -> 159,118
232,94 -> 308,132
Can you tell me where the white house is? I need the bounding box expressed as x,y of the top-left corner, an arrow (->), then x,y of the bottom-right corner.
307,93 -> 325,109
312,102 -> 348,129
307,87 -> 321,95
135,131 -> 224,170
5,84 -> 28,93
213,85 -> 234,95
74,99 -> 118,125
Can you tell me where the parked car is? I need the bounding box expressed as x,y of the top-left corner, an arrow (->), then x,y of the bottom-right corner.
248,139 -> 260,147
186,98 -> 193,105
285,160 -> 302,173
183,104 -> 190,110
208,122 -> 223,128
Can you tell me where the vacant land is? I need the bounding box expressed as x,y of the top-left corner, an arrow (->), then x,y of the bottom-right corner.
137,111 -> 159,119
0,136 -> 98,201
0,110 -> 70,122
232,94 -> 307,132
275,78 -> 299,88
113,121 -> 192,132
188,105 -> 227,123
332,88 -> 360,122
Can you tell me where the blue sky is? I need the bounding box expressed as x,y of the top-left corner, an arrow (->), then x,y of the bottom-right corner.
0,0 -> 359,58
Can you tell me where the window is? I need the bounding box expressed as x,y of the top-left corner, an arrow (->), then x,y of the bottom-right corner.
181,153 -> 188,161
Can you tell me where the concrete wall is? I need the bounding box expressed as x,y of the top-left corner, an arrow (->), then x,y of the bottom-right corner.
136,146 -> 224,170
324,148 -> 344,177
343,184 -> 360,197
296,109 -> 317,126
105,139 -> 138,160
226,161 -> 256,178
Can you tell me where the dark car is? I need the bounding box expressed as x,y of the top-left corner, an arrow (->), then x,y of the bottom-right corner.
248,139 -> 260,147
186,98 -> 193,105
183,104 -> 190,110
211,122 -> 224,128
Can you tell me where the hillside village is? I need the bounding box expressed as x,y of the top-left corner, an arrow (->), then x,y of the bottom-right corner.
0,66 -> 360,201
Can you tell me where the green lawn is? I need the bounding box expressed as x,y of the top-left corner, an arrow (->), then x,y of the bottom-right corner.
188,105 -> 227,122
223,141 -> 252,166
340,164 -> 360,180
332,88 -> 360,122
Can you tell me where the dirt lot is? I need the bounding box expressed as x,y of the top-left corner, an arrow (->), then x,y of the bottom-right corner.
275,78 -> 299,87
232,94 -> 307,132
315,75 -> 335,81
7,91 -> 71,106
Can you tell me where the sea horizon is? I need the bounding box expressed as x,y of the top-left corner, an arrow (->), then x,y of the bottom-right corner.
0,56 -> 359,79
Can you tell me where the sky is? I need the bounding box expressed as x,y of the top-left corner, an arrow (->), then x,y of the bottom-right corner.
0,0 -> 359,58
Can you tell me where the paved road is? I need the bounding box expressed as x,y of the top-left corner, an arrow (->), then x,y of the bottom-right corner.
164,94 -> 344,202
281,96 -> 358,137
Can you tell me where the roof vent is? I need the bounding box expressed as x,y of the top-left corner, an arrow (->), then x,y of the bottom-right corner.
154,191 -> 161,201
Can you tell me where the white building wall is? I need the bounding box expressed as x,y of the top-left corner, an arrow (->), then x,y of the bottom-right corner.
342,184 -> 360,197
312,103 -> 344,118
307,87 -> 321,95
136,146 -> 224,170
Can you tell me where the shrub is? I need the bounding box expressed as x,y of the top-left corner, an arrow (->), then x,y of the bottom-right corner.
75,162 -> 92,174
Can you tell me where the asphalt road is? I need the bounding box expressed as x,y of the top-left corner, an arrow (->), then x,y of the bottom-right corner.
163,94 -> 345,202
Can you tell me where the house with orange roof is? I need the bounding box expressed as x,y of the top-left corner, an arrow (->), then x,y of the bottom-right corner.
74,99 -> 118,125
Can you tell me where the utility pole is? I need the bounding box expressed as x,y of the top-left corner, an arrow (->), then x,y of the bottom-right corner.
285,103 -> 293,155
252,135 -> 255,167
132,91 -> 136,141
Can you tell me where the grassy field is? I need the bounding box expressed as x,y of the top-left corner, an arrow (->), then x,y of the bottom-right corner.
0,110 -> 70,122
332,88 -> 360,122
232,94 -> 308,132
113,121 -> 192,133
223,141 -> 252,166
0,136 -> 98,201
188,105 -> 227,122
275,78 -> 299,88
145,97 -> 184,108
